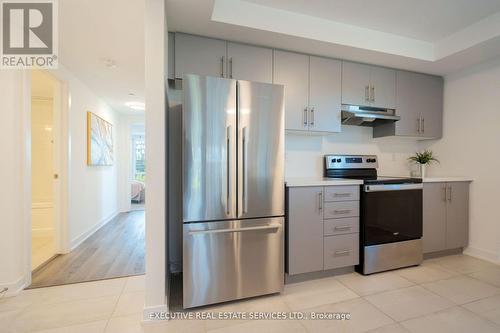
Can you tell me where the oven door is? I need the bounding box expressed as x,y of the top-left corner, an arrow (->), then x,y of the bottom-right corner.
361,184 -> 422,246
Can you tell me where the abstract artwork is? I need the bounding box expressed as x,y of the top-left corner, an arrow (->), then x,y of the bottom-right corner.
87,112 -> 113,166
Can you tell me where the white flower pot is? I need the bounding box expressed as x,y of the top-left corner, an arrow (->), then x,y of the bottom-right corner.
420,164 -> 426,179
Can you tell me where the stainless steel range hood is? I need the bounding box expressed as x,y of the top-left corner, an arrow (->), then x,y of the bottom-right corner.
341,104 -> 400,127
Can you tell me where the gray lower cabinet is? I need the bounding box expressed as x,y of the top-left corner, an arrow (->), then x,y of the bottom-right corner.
287,185 -> 360,275
423,182 -> 470,254
287,186 -> 324,275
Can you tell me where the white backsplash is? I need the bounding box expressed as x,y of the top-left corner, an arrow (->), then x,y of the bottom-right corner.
285,126 -> 421,178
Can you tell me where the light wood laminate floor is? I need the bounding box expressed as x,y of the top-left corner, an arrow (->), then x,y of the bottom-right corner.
29,210 -> 145,288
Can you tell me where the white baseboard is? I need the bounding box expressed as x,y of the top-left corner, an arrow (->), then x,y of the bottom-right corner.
32,227 -> 54,237
464,246 -> 500,265
70,211 -> 119,251
0,276 -> 27,298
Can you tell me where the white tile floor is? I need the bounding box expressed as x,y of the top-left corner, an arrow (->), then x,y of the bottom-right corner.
1,255 -> 500,333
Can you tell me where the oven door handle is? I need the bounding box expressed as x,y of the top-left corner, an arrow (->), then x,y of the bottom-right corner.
363,183 -> 423,192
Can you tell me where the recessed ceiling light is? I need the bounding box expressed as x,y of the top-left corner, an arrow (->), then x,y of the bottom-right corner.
125,101 -> 145,111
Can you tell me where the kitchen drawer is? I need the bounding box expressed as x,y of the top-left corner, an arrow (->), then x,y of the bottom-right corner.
324,234 -> 359,269
323,201 -> 359,219
324,186 -> 360,202
324,217 -> 359,236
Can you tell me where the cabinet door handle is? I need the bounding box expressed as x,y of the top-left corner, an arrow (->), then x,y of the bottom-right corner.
220,56 -> 225,77
417,117 -> 420,133
334,249 -> 351,257
303,107 -> 308,127
310,107 -> 315,126
333,209 -> 351,215
365,86 -> 369,102
318,192 -> 323,211
422,117 -> 425,133
446,185 -> 452,202
229,57 -> 233,78
442,186 -> 447,202
370,85 -> 375,102
333,193 -> 351,197
333,226 -> 351,231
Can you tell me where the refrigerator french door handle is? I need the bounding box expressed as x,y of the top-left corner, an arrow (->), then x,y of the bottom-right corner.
242,126 -> 248,214
226,125 -> 232,215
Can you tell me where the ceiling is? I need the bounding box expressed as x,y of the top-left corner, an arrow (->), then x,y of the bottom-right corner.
167,0 -> 500,75
58,0 -> 145,114
247,0 -> 500,42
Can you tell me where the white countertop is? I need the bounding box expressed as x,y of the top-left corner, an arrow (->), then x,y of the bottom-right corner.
285,178 -> 364,187
286,176 -> 473,187
421,177 -> 473,183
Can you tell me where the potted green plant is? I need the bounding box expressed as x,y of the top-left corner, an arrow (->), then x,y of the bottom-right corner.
408,150 -> 439,178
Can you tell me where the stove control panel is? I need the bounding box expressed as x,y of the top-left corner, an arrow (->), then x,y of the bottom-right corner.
325,154 -> 378,169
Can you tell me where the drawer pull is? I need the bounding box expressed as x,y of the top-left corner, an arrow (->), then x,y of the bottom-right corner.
333,209 -> 351,214
333,226 -> 351,231
333,193 -> 351,197
334,249 -> 351,257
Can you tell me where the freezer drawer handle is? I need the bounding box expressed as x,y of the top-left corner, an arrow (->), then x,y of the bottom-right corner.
333,226 -> 351,231
189,224 -> 281,235
333,209 -> 351,214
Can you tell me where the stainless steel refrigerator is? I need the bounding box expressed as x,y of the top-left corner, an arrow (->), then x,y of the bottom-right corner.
182,74 -> 285,309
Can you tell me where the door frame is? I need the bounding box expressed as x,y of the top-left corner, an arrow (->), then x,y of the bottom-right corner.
23,69 -> 70,287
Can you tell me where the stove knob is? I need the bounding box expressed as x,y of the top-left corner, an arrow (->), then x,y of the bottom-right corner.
372,159 -> 377,163
331,159 -> 336,163
337,158 -> 342,163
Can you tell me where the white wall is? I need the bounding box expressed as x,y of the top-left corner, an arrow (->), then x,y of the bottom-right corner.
0,71 -> 29,294
286,126 -> 420,178
144,0 -> 168,317
421,58 -> 500,264
51,66 -> 121,249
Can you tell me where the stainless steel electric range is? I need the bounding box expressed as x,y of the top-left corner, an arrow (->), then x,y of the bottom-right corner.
324,154 -> 423,275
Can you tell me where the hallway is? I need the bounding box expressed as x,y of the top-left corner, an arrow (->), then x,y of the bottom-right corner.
30,210 -> 145,288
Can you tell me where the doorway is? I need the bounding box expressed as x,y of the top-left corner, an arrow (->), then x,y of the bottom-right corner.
30,70 -> 60,272
130,123 -> 146,211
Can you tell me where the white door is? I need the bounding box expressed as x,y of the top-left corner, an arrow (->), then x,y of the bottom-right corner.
370,66 -> 396,109
341,61 -> 371,106
226,42 -> 273,83
309,56 -> 342,133
174,33 -> 227,79
273,50 -> 309,131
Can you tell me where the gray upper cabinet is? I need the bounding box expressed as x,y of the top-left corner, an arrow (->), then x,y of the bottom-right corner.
274,50 -> 310,132
168,32 -> 175,80
341,62 -> 371,106
175,33 -> 226,78
287,186 -> 324,275
374,71 -> 443,139
422,182 -> 470,254
274,51 -> 341,133
342,62 -> 396,109
309,56 -> 342,133
226,42 -> 272,83
369,66 -> 396,109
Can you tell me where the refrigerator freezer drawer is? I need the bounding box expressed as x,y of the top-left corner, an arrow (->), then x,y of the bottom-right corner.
183,217 -> 284,308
